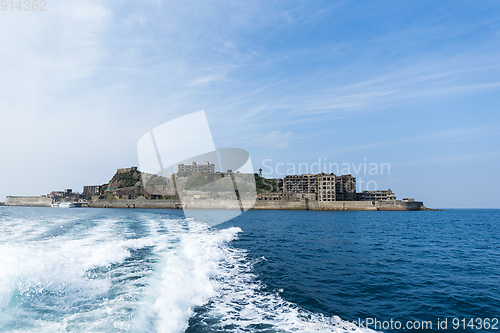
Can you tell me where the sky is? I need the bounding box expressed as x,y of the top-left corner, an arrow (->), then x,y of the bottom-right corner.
1,0 -> 499,208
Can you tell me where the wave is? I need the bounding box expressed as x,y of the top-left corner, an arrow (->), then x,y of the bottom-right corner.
0,210 -> 376,333
187,239 -> 376,333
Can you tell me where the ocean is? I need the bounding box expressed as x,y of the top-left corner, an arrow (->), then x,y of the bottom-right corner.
0,207 -> 498,332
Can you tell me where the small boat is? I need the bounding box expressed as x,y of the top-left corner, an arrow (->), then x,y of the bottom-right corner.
51,202 -> 75,208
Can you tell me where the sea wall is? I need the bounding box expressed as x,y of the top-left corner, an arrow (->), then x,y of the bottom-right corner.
253,199 -> 424,211
5,196 -> 52,207
90,198 -> 425,210
181,199 -> 242,210
6,196 -> 425,211
253,198 -> 315,210
89,198 -> 180,209
90,198 -> 247,210
321,200 -> 424,211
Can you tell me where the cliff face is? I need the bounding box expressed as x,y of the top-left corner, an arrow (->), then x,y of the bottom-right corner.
105,169 -> 142,191
100,170 -> 177,200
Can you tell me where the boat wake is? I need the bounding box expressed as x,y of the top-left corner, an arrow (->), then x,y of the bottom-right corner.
0,209 -> 376,333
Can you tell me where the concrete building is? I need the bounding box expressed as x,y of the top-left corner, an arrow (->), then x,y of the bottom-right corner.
117,167 -> 138,174
317,173 -> 337,201
316,173 -> 356,201
214,170 -> 233,178
83,185 -> 102,197
49,191 -> 64,198
256,192 -> 315,201
357,189 -> 396,201
335,174 -> 356,201
48,189 -> 74,198
283,174 -> 318,194
281,172 -> 356,201
178,161 -> 215,174
267,178 -> 284,192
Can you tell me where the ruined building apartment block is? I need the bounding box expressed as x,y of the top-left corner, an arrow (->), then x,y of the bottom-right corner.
356,189 -> 396,201
83,185 -> 103,197
335,174 -> 356,201
178,161 -> 215,174
283,174 -> 318,194
317,174 -> 356,201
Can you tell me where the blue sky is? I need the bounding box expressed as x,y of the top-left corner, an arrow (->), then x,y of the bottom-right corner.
1,0 -> 499,208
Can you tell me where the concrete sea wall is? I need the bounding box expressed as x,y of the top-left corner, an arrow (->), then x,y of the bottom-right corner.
5,196 -> 52,207
89,198 -> 180,209
253,199 -> 425,211
4,196 -> 426,211
89,199 -> 244,210
89,198 -> 425,211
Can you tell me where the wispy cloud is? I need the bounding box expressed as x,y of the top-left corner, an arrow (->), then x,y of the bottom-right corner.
282,58 -> 500,117
393,150 -> 500,168
320,123 -> 500,155
254,131 -> 294,149
185,74 -> 227,86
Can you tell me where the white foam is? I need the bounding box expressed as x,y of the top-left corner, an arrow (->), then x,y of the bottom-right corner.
145,221 -> 242,333
0,211 -> 378,333
0,214 -> 159,332
183,233 -> 379,333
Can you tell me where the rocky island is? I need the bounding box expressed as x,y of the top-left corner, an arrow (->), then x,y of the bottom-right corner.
3,163 -> 430,211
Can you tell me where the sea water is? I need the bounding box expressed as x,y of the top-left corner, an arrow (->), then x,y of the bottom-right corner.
0,207 -> 498,332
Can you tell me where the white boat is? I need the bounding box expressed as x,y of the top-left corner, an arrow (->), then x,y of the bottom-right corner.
51,202 -> 75,208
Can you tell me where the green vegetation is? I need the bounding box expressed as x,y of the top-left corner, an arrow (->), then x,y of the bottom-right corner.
254,173 -> 273,193
179,172 -> 258,193
116,170 -> 141,188
144,174 -> 171,186
177,171 -> 194,177
184,172 -> 226,190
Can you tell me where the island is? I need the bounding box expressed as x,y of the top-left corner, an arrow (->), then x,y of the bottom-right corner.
2,163 -> 432,211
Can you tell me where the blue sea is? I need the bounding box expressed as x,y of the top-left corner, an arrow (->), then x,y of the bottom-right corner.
0,207 -> 499,333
